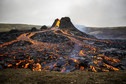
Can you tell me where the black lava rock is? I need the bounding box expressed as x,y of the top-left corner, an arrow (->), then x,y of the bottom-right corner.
40,25 -> 48,30
9,29 -> 19,33
30,31 -> 70,43
31,27 -> 37,32
59,17 -> 75,29
7,40 -> 32,47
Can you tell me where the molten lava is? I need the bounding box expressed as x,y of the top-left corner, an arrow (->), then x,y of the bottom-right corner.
55,19 -> 60,27
33,63 -> 42,71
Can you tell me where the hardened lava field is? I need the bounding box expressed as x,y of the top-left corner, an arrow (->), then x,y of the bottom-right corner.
0,17 -> 126,72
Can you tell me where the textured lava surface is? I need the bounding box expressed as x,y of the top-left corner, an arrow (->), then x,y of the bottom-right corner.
0,17 -> 126,72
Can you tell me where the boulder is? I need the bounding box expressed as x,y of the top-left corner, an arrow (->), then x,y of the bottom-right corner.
9,29 -> 19,33
31,27 -> 37,32
40,25 -> 48,30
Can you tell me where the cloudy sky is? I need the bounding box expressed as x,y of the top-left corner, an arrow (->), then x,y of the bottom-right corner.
0,0 -> 126,27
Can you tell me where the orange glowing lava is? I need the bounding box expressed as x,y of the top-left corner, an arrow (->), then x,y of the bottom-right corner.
33,63 -> 42,71
55,19 -> 60,27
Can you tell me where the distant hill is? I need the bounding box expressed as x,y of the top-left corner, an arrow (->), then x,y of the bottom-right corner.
87,27 -> 126,39
0,23 -> 42,32
75,25 -> 126,39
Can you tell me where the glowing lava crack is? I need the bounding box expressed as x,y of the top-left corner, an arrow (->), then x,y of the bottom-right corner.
0,17 -> 125,72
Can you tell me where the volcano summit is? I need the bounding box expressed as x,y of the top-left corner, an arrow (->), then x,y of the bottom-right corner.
0,17 -> 126,72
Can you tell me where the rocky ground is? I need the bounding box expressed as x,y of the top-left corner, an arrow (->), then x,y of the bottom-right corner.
31,31 -> 70,43
0,69 -> 126,84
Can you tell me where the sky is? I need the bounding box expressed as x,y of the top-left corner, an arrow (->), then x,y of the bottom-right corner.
0,0 -> 126,27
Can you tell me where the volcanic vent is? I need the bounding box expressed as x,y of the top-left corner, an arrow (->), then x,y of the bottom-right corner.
0,17 -> 126,72
52,17 -> 76,29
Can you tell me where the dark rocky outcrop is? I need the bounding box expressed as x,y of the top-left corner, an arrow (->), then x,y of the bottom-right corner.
40,25 -> 48,30
9,29 -> 19,33
59,17 -> 75,29
31,27 -> 37,32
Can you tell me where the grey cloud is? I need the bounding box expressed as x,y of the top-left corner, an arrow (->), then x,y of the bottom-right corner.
69,0 -> 126,27
0,0 -> 73,25
0,0 -> 126,27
